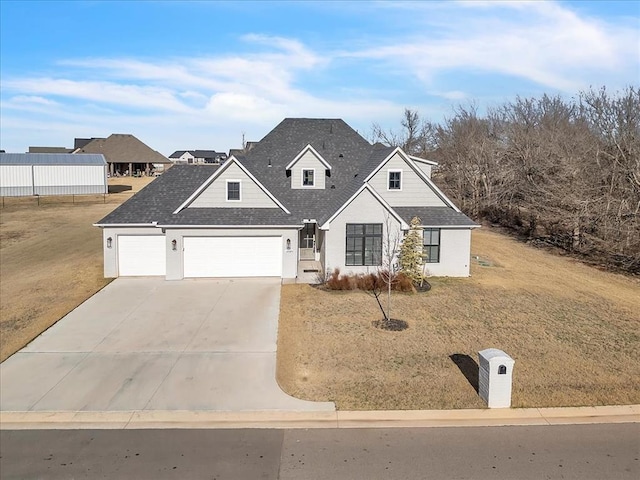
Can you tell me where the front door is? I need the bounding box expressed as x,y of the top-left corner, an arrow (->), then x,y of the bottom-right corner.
299,223 -> 315,260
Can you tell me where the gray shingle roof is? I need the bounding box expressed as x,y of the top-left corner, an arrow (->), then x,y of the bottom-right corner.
97,119 -> 475,228
0,153 -> 106,166
169,150 -> 188,158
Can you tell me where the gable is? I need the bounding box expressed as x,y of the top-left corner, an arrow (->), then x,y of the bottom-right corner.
289,149 -> 328,189
189,162 -> 279,209
367,151 -> 447,207
321,184 -> 407,230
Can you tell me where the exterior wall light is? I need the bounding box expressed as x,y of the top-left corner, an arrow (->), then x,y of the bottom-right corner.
286,238 -> 291,250
171,239 -> 177,251
107,237 -> 112,248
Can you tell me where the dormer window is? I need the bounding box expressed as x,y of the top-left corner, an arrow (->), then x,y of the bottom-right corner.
302,169 -> 315,187
388,170 -> 402,190
227,180 -> 241,201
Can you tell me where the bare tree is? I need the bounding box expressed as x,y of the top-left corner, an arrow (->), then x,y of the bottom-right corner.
372,108 -> 437,156
382,87 -> 639,274
367,214 -> 403,329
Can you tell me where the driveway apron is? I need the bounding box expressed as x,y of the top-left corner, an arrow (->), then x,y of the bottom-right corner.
0,278 -> 334,413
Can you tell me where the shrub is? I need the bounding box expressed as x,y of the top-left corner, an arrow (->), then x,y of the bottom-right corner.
325,270 -> 415,293
395,272 -> 415,292
325,268 -> 354,290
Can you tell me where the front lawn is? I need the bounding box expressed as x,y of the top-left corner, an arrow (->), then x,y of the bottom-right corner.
276,228 -> 640,410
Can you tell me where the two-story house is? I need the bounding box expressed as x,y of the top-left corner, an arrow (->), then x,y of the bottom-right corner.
96,118 -> 478,280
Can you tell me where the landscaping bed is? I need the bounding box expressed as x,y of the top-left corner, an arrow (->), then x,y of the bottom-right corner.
276,228 -> 640,410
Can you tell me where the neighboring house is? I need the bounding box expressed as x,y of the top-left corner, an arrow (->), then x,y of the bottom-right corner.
169,150 -> 195,164
75,134 -> 172,176
0,153 -> 107,196
96,118 -> 477,281
169,150 -> 228,165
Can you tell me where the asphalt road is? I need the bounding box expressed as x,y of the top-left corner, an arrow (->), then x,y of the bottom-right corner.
1,424 -> 638,479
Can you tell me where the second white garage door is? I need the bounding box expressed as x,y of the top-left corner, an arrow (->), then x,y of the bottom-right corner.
183,236 -> 283,278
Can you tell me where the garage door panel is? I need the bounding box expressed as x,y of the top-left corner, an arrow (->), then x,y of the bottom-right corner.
183,237 -> 282,278
118,236 -> 166,276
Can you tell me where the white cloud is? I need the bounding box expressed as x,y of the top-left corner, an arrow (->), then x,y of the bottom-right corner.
3,77 -> 193,113
9,95 -> 60,106
344,0 -> 638,92
206,92 -> 285,122
1,1 -> 637,154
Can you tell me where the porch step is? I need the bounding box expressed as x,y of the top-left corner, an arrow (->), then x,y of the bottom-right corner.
297,260 -> 323,284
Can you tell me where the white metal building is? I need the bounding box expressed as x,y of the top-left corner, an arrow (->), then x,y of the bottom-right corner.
0,153 -> 108,197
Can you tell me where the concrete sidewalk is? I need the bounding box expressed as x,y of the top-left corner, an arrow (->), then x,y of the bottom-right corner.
1,405 -> 638,430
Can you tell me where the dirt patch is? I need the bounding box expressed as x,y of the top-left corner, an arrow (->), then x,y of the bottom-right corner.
108,176 -> 156,193
0,200 -> 128,361
276,228 -> 640,410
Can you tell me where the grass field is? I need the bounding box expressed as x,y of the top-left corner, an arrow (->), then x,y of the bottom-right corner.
276,229 -> 640,410
0,177 -> 154,361
3,179 -> 639,409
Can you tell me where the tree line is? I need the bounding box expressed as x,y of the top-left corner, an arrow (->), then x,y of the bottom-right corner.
372,86 -> 640,275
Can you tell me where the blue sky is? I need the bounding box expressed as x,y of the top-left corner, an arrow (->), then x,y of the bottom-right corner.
1,1 -> 638,155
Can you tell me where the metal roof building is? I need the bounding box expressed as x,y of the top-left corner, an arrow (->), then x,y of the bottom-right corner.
0,153 -> 108,196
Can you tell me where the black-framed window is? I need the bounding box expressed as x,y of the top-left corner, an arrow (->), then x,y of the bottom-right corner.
346,223 -> 382,266
423,228 -> 440,263
388,170 -> 401,190
227,181 -> 240,201
302,169 -> 315,186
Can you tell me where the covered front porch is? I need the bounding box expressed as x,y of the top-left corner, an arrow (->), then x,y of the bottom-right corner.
297,222 -> 324,284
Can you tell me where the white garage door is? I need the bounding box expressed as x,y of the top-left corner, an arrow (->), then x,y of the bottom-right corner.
183,236 -> 282,278
118,235 -> 166,276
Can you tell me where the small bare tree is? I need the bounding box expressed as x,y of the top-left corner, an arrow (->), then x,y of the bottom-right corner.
367,213 -> 402,329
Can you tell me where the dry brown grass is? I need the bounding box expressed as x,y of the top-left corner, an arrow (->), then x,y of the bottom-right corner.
0,177 -> 155,361
277,228 -> 640,410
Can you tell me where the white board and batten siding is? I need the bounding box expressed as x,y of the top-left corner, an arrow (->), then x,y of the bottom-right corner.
368,153 -> 444,207
189,162 -> 276,208
183,236 -> 282,277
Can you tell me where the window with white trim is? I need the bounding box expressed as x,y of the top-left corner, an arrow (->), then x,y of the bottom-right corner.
388,170 -> 402,190
423,228 -> 440,263
302,169 -> 315,186
226,180 -> 241,201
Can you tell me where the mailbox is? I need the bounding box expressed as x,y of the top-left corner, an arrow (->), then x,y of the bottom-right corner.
478,348 -> 515,408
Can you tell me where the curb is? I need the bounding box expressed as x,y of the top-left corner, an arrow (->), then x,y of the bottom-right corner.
1,405 -> 638,430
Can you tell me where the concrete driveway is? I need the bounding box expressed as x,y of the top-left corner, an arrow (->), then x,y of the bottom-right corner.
0,278 -> 334,413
